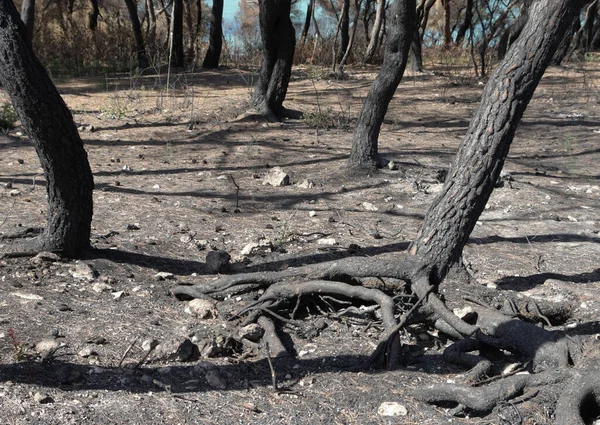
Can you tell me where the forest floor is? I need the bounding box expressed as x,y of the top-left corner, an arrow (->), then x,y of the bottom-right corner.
0,61 -> 599,424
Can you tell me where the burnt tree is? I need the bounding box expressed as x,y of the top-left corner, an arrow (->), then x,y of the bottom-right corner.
0,0 -> 93,257
169,0 -> 185,67
202,0 -> 223,68
88,0 -> 99,31
124,0 -> 150,69
20,0 -> 35,45
252,0 -> 296,120
348,0 -> 415,170
363,0 -> 385,63
172,0 -> 597,422
299,0 -> 314,44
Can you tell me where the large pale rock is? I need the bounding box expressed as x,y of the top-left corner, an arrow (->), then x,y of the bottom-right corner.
262,167 -> 290,187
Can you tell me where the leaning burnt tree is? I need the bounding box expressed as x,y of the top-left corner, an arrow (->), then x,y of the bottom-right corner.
348,0 -> 415,170
251,0 -> 296,120
173,0 -> 597,422
0,0 -> 93,257
124,0 -> 150,69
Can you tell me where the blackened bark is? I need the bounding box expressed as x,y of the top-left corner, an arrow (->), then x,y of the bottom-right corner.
454,0 -> 473,46
0,0 -> 93,256
88,0 -> 99,31
442,0 -> 451,46
407,0 -> 586,285
170,0 -> 185,67
202,0 -> 223,68
252,0 -> 296,119
348,0 -> 415,169
496,1 -> 530,60
410,27 -> 423,72
20,0 -> 35,45
337,0 -> 350,63
300,0 -> 314,44
124,0 -> 150,69
363,0 -> 385,63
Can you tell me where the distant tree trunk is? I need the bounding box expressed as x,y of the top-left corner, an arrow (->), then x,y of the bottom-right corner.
418,0 -> 436,40
124,0 -> 150,69
582,0 -> 598,51
20,0 -> 35,45
145,0 -> 157,53
338,0 -> 350,63
363,0 -> 385,63
442,0 -> 451,47
252,0 -> 296,120
338,0 -> 362,74
202,0 -> 223,68
349,0 -> 415,170
497,0 -> 531,60
551,15 -> 579,64
88,0 -> 99,31
170,0 -> 185,67
300,0 -> 314,44
410,26 -> 423,72
454,0 -> 473,46
407,0 -> 586,286
0,0 -> 93,257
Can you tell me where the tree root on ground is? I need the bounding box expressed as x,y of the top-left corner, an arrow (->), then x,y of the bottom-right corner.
170,255 -> 593,421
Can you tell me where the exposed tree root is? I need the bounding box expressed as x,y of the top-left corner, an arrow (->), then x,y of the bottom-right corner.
171,252 -> 593,421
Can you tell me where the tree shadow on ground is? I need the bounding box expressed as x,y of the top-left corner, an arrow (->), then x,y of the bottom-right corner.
496,268 -> 600,291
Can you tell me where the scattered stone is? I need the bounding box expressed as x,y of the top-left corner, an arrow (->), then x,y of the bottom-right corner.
206,250 -> 231,273
70,262 -> 98,281
122,164 -> 132,172
262,166 -> 290,186
33,392 -> 54,404
4,181 -> 12,189
185,299 -> 217,319
92,282 -> 113,293
127,223 -> 140,230
377,402 -> 408,416
154,338 -> 198,362
9,189 -> 21,196
152,184 -> 160,189
317,238 -> 337,246
57,303 -> 72,312
142,339 -> 160,352
111,290 -> 126,299
427,183 -> 444,194
308,210 -> 317,217
361,202 -> 378,211
12,292 -> 44,301
35,339 -> 62,354
154,272 -> 175,281
297,179 -> 315,188
238,324 -> 264,342
205,368 -> 227,389
78,346 -> 98,358
387,160 -> 399,170
240,242 -> 260,256
16,158 -> 24,164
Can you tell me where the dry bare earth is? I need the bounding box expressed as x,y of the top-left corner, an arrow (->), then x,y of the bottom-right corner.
0,63 -> 598,424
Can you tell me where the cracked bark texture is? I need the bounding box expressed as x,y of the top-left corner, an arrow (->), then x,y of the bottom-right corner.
252,0 -> 295,119
407,0 -> 586,285
348,0 -> 415,170
0,0 -> 93,257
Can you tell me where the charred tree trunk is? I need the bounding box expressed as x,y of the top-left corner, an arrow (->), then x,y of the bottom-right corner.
454,0 -> 473,46
300,0 -> 314,45
252,0 -> 296,120
170,0 -> 185,67
363,0 -> 386,63
88,0 -> 99,31
0,0 -> 93,257
348,0 -> 415,170
442,0 -> 451,47
407,0 -> 587,286
20,0 -> 35,45
202,0 -> 223,68
551,15 -> 579,65
363,0 -> 385,63
124,0 -> 150,69
496,1 -> 531,60
336,0 -> 350,63
410,26 -> 423,72
338,0 -> 362,74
